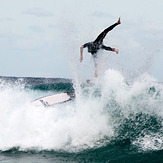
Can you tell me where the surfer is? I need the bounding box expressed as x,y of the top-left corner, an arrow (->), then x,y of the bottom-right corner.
80,17 -> 121,76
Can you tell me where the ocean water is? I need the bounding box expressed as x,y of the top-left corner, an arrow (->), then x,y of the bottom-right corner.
0,69 -> 163,162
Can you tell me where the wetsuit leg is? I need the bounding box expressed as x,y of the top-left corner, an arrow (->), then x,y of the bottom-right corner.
92,55 -> 98,72
94,23 -> 118,44
101,45 -> 113,51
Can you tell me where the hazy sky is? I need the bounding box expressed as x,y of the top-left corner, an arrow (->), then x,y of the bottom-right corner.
0,0 -> 162,81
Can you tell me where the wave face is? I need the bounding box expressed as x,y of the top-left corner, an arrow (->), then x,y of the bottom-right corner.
0,70 -> 162,162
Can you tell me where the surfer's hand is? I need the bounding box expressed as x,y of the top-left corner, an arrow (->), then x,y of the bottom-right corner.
80,56 -> 83,62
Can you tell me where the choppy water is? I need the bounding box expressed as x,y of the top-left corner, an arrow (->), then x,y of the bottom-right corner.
0,69 -> 163,162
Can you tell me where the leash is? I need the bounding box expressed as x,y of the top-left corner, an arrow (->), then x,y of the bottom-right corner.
95,51 -> 113,75
87,51 -> 113,84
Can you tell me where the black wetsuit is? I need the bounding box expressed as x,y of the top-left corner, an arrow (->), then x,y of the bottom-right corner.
83,23 -> 118,56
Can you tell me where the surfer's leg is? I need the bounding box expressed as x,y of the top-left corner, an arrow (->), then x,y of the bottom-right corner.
92,55 -> 98,77
94,23 -> 118,44
101,45 -> 113,51
102,45 -> 119,54
104,17 -> 121,34
94,17 -> 121,44
93,55 -> 98,68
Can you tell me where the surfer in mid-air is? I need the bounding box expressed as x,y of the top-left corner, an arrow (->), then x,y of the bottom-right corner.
80,17 -> 121,76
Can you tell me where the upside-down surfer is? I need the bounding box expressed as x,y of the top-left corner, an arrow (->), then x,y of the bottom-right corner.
80,17 -> 121,76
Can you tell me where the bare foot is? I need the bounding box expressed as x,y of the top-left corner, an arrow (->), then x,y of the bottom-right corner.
94,71 -> 98,77
113,48 -> 119,54
117,17 -> 121,24
115,49 -> 119,54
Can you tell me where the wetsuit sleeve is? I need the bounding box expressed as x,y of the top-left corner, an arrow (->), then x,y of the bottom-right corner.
83,43 -> 89,48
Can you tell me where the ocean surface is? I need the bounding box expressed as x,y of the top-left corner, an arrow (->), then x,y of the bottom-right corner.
0,69 -> 163,163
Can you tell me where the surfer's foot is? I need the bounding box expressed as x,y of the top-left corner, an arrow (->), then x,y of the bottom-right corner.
115,49 -> 119,54
113,48 -> 119,54
94,71 -> 98,77
117,17 -> 121,24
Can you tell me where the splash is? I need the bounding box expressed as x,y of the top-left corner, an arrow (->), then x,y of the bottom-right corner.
0,70 -> 162,152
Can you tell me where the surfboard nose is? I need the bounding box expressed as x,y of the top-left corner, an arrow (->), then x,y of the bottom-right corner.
31,91 -> 75,107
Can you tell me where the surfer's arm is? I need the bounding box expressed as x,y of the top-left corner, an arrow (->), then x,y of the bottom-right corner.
80,45 -> 84,62
80,43 -> 89,62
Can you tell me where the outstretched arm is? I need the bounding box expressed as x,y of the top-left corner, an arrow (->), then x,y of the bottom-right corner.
80,45 -> 84,62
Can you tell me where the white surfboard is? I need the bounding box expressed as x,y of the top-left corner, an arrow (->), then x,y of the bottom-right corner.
32,92 -> 74,107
